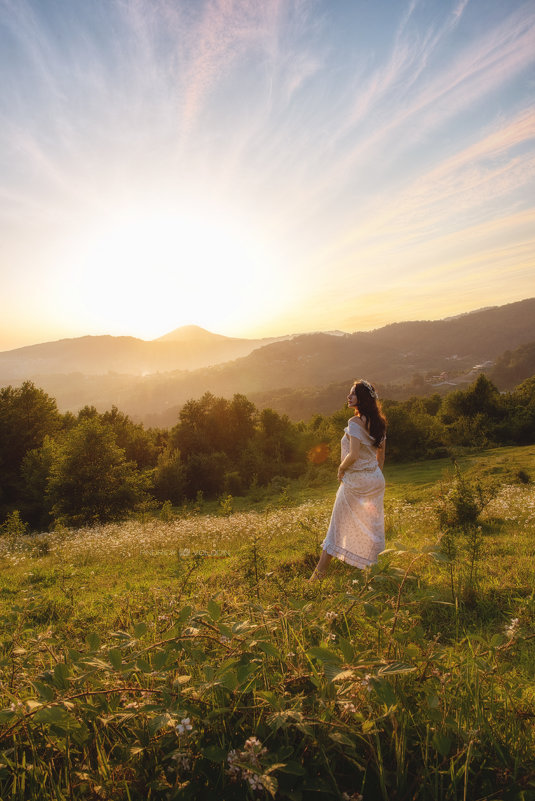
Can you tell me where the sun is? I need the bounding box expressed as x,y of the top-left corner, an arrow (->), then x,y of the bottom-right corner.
64,203 -> 286,339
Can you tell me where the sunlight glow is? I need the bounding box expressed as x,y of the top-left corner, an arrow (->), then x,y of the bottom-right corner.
65,205 -> 284,340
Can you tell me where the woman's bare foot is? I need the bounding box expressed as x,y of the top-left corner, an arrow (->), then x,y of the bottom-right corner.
309,550 -> 332,581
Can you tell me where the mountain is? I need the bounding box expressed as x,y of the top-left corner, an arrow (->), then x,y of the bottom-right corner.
2,298 -> 534,424
0,327 -> 284,381
490,341 -> 535,390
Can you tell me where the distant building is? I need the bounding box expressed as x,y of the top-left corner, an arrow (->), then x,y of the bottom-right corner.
471,360 -> 494,371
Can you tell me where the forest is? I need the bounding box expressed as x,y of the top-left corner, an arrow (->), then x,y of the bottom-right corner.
1,372 -> 535,531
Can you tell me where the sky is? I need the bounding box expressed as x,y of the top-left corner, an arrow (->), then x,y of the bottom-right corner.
1,0 -> 534,351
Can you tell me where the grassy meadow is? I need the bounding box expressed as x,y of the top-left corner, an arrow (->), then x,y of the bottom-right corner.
1,446 -> 534,800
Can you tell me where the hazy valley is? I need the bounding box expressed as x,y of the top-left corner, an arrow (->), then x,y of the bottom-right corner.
1,297 -> 534,425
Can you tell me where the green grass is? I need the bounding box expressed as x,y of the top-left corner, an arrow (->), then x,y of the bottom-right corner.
0,446 -> 535,799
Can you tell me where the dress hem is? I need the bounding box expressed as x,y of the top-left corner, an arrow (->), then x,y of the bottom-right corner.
321,541 -> 379,570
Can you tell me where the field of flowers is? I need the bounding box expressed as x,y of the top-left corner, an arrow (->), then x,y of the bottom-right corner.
0,447 -> 534,800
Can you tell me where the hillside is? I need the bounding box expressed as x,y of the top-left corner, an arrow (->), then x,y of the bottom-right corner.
1,448 -> 534,799
0,327 -> 282,381
490,341 -> 535,390
2,298 -> 534,424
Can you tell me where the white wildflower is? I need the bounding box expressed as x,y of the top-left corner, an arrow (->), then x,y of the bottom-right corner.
176,717 -> 193,735
361,674 -> 373,692
505,618 -> 520,639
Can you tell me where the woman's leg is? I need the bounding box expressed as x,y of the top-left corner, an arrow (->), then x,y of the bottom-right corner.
309,549 -> 333,580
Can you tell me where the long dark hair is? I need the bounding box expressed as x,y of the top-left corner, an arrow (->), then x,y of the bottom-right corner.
353,380 -> 387,447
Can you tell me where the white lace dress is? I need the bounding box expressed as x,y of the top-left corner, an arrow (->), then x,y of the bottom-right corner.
321,417 -> 385,569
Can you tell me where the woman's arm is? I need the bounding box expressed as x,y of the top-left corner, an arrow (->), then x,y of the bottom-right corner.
337,436 -> 360,481
376,439 -> 386,469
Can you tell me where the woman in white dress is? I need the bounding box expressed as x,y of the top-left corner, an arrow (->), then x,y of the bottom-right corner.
310,380 -> 387,580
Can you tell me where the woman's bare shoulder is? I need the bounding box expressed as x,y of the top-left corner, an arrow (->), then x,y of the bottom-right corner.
348,415 -> 367,429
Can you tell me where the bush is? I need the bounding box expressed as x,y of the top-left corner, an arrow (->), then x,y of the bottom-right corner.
47,418 -> 147,526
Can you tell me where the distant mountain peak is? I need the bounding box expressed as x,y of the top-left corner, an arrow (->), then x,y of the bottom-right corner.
154,325 -> 228,343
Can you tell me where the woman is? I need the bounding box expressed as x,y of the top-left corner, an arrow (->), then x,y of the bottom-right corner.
310,379 -> 387,580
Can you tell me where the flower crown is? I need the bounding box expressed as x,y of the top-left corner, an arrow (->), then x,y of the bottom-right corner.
359,379 -> 378,399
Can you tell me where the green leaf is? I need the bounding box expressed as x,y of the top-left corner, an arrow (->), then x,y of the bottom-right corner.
31,681 -> 55,702
363,603 -> 379,618
329,731 -> 356,747
207,599 -> 221,621
152,650 -> 168,671
108,648 -> 122,671
217,622 -> 233,639
34,705 -> 78,730
258,641 -> 281,659
372,679 -> 397,706
433,732 -> 452,757
220,670 -> 238,691
337,636 -> 354,663
256,691 -> 283,711
324,662 -> 345,683
148,713 -> 171,736
237,663 -> 259,685
176,605 -> 192,624
404,644 -> 421,660
204,664 -> 215,681
136,658 -> 152,673
377,661 -> 415,675
276,761 -> 306,776
71,721 -> 91,745
133,622 -> 148,638
306,646 -> 342,665
202,745 -> 227,762
52,663 -> 70,690
331,668 -> 355,682
174,674 -> 192,686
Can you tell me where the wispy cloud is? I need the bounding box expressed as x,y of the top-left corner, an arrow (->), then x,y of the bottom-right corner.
0,0 -> 533,346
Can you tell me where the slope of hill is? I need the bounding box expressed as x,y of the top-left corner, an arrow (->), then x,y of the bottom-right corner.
0,327 -> 283,381
490,341 -> 535,390
2,298 -> 534,424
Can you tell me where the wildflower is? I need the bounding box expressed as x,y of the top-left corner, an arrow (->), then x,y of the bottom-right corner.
361,674 -> 372,692
342,793 -> 363,801
505,617 -> 519,639
248,774 -> 263,789
176,717 -> 193,735
244,736 -> 266,756
325,611 -> 338,621
171,753 -> 191,772
226,737 -> 268,789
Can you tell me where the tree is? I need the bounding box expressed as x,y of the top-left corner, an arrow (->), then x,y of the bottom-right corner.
0,382 -> 61,515
101,406 -> 158,468
47,418 -> 146,527
20,436 -> 58,531
152,449 -> 186,504
441,375 -> 504,447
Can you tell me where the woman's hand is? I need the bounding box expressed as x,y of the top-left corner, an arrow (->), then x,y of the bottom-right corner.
337,466 -> 345,482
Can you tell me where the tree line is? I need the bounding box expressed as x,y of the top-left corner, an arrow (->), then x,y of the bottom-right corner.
1,373 -> 534,531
